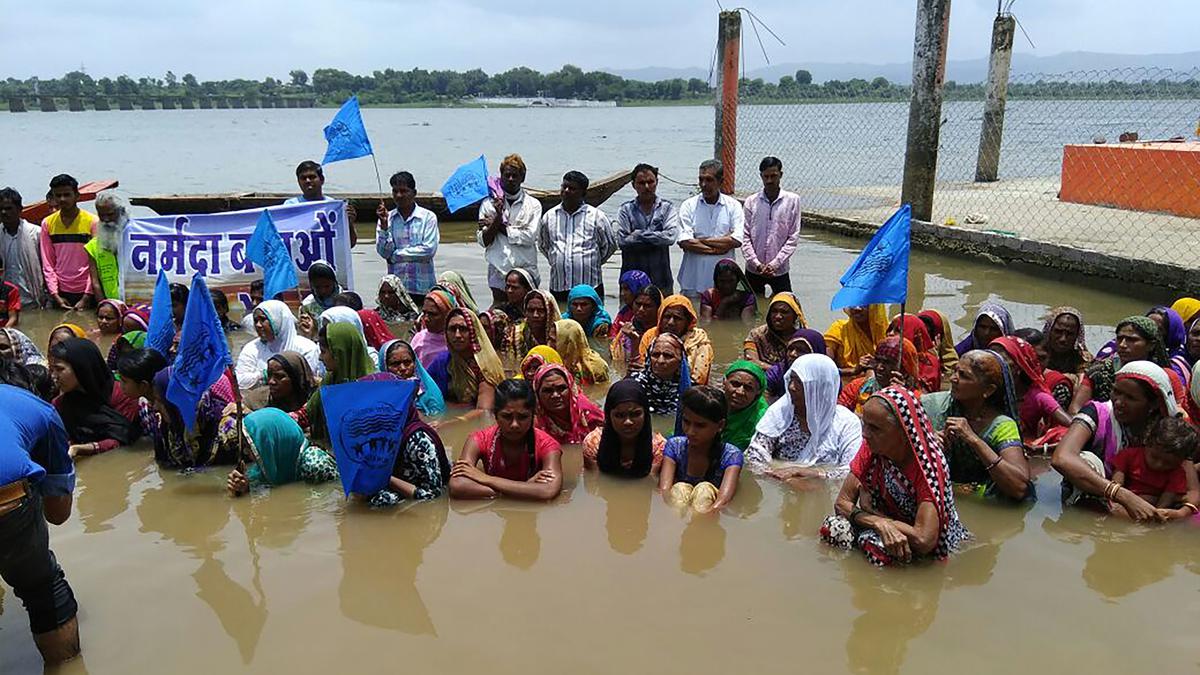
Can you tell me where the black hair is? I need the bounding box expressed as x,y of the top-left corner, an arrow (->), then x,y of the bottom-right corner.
249,279 -> 265,292
506,269 -> 533,291
636,284 -> 664,305
208,288 -> 229,313
48,174 -> 79,192
679,385 -> 728,484
295,160 -> 323,179
24,364 -> 55,402
699,159 -> 724,181
0,359 -> 34,392
169,282 -> 189,305
597,379 -> 653,478
389,171 -> 416,191
333,291 -> 364,311
0,187 -> 21,208
1013,327 -> 1045,346
630,163 -> 659,182
493,378 -> 538,473
117,348 -> 169,384
1148,417 -> 1198,460
562,170 -> 589,191
758,156 -> 783,172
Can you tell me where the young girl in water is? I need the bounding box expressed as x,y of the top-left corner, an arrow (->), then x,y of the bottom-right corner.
450,379 -> 563,501
1110,418 -> 1199,521
658,386 -> 743,512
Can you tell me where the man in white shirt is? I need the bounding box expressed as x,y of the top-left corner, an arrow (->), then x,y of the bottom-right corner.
0,188 -> 47,308
477,154 -> 542,304
537,171 -> 617,304
676,159 -> 745,298
283,160 -> 358,246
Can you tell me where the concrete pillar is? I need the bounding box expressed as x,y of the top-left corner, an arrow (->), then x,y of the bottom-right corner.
215,96 -> 229,109
712,11 -> 741,194
118,97 -> 134,111
9,97 -> 27,112
39,96 -> 57,112
974,13 -> 1015,183
900,0 -> 953,222
285,97 -> 299,109
160,97 -> 176,110
231,96 -> 245,109
93,96 -> 110,111
68,97 -> 85,112
198,97 -> 213,109
141,97 -> 157,110
300,98 -> 315,108
244,96 -> 258,108
180,97 -> 195,109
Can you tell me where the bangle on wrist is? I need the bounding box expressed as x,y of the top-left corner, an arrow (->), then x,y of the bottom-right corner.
1183,502 -> 1198,515
984,455 -> 1003,471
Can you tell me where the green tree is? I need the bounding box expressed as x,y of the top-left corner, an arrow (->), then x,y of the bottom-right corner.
795,69 -> 813,85
290,69 -> 309,87
165,71 -> 177,88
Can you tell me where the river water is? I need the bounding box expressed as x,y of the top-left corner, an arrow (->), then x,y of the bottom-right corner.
1,107 -> 1197,674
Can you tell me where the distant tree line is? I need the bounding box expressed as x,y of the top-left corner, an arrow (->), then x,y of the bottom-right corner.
3,66 -> 1196,106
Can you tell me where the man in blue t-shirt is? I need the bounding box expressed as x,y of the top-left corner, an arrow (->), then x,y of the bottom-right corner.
0,383 -> 81,665
283,160 -> 358,246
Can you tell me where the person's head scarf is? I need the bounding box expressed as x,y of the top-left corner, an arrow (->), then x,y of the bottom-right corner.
378,339 -> 445,416
0,328 -> 47,367
1171,297 -> 1200,327
122,306 -> 150,331
376,274 -> 420,322
856,386 -> 968,561
1115,361 -> 1181,419
532,362 -> 602,444
266,351 -> 317,412
722,360 -> 769,450
436,271 -> 479,313
1116,315 -> 1171,367
105,330 -> 147,371
711,258 -> 754,299
554,318 -> 609,384
97,299 -> 127,324
53,337 -> 135,445
918,309 -> 953,345
563,284 -> 613,337
756,354 -> 844,460
767,292 -> 807,332
321,322 -> 377,386
639,294 -> 699,358
478,308 -> 511,354
445,307 -> 505,388
790,328 -> 827,356
254,300 -> 302,352
50,323 -> 87,348
890,314 -> 941,390
357,309 -> 395,349
618,271 -> 652,311
306,260 -> 341,309
826,305 -> 889,369
520,345 -> 563,380
596,378 -> 654,477
973,349 -> 1021,423
1040,306 -> 1089,353
319,306 -> 366,334
956,302 -> 1013,354
508,267 -> 537,293
890,315 -> 934,352
874,336 -> 920,389
989,336 -> 1046,392
242,407 -> 310,486
636,333 -> 691,418
1148,306 -> 1187,357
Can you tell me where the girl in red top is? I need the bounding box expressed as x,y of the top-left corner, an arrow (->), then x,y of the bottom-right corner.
450,379 -> 563,500
1110,418 -> 1199,521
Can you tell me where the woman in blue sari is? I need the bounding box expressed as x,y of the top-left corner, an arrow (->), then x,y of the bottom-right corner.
563,284 -> 613,339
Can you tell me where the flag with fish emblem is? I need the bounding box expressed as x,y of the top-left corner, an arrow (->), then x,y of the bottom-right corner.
246,208 -> 298,300
321,378 -> 417,496
167,274 -> 231,430
831,204 -> 911,310
322,96 -> 374,164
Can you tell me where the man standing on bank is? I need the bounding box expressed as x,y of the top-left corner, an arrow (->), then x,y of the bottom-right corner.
676,160 -> 744,300
742,156 -> 802,296
617,163 -> 678,294
376,171 -> 440,309
0,383 -> 81,665
478,154 -> 543,304
286,160 -> 358,246
538,171 -> 617,305
40,175 -> 96,311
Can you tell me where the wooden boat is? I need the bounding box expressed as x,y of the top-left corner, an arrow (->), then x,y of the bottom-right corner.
21,179 -> 119,224
130,169 -> 633,222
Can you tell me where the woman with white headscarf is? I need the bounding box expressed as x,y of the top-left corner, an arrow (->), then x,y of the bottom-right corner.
235,300 -> 321,389
745,353 -> 863,481
318,306 -> 380,364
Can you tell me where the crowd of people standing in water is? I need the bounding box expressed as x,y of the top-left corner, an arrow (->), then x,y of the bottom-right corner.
4,157 -> 1200,664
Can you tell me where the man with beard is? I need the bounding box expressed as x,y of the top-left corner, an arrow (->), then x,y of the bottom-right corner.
86,191 -> 124,303
0,188 -> 47,309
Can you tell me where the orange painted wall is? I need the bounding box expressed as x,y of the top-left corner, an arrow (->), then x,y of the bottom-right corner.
1060,142 -> 1200,218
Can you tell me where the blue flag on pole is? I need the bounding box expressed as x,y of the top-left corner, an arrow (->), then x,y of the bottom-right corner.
245,208 -> 298,300
167,274 -> 231,431
830,204 -> 912,310
321,378 -> 417,496
440,155 -> 490,213
146,269 -> 175,356
322,96 -> 373,164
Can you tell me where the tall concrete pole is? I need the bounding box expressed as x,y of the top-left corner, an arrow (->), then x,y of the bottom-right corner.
974,13 -> 1015,182
901,0 -> 952,222
713,11 -> 741,194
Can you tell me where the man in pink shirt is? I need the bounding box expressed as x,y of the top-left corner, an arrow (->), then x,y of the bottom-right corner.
39,175 -> 97,310
741,156 -> 802,296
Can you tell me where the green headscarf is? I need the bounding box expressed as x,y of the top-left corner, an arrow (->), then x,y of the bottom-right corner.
436,271 -> 479,313
1117,315 -> 1170,367
244,408 -> 309,486
122,330 -> 147,349
723,360 -> 769,450
305,323 -> 378,444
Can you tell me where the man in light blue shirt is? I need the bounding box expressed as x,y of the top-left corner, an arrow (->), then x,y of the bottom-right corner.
283,160 -> 358,246
376,171 -> 439,307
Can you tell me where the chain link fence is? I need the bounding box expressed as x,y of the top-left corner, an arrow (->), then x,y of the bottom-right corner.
734,66 -> 1200,269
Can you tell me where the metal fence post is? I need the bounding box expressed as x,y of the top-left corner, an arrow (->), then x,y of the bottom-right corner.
974,13 -> 1016,182
713,11 -> 741,194
901,0 -> 952,221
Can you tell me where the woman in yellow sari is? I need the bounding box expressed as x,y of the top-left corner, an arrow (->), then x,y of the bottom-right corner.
636,294 -> 714,385
824,304 -> 888,379
552,319 -> 610,386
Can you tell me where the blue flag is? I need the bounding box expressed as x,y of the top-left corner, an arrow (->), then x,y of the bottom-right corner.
322,96 -> 373,164
440,155 -> 490,213
167,274 -> 232,431
246,208 -> 298,300
830,204 -> 912,310
146,269 -> 175,356
321,379 -> 417,496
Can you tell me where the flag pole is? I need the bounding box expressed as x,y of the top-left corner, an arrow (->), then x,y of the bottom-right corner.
225,364 -> 247,481
369,152 -> 385,197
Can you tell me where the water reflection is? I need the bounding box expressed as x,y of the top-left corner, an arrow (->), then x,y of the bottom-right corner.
1041,513 -> 1192,599
136,481 -> 231,557
678,515 -> 726,576
723,473 -> 763,520
192,555 -> 266,664
76,454 -> 152,533
944,501 -> 1029,589
584,471 -> 653,555
497,509 -> 541,570
843,562 -> 945,675
337,499 -> 448,635
776,478 -> 838,540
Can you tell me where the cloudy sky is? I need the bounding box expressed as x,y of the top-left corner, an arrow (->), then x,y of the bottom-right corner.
3,0 -> 1195,80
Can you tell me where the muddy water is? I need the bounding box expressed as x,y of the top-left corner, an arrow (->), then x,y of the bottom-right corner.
3,226 -> 1197,674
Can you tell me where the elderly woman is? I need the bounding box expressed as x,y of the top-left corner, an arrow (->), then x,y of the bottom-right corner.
633,333 -> 692,417
235,300 -> 322,390
821,386 -> 970,567
743,292 -> 806,369
1040,306 -> 1092,378
838,336 -> 922,415
563,284 -> 612,339
955,302 -> 1013,356
921,350 -> 1031,500
532,363 -> 604,444
1071,316 -> 1183,415
428,307 -> 504,414
1052,361 -> 1199,520
824,305 -> 889,378
889,314 -> 942,392
375,274 -> 420,323
551,318 -> 610,386
636,294 -> 713,385
583,378 -> 665,476
765,328 -> 826,399
747,353 -> 863,480
378,339 -> 446,416
722,360 -> 770,450
495,268 -> 536,320
507,290 -> 560,366
699,258 -> 756,323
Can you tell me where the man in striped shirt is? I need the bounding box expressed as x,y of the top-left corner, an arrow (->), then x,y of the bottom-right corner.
537,171 -> 617,304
